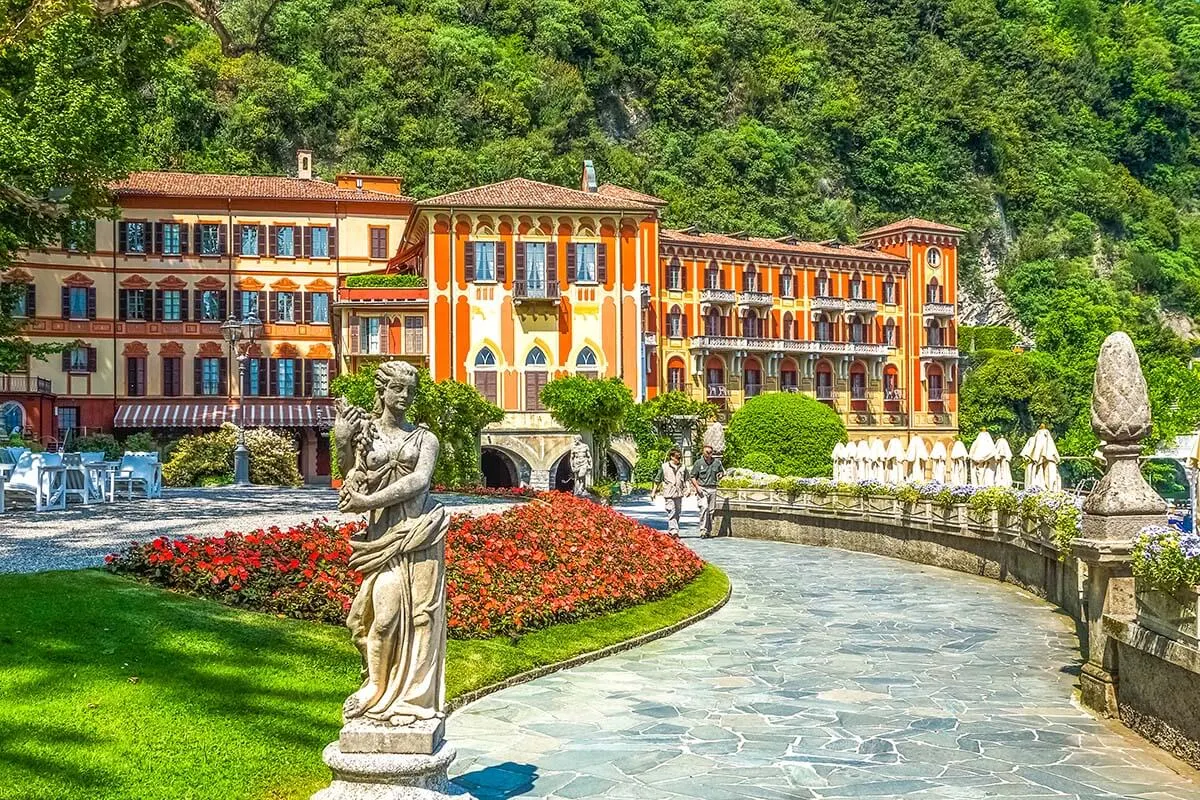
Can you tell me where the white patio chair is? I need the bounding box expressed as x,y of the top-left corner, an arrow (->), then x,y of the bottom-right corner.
1,446 -> 30,465
2,452 -> 67,511
64,452 -> 109,505
112,453 -> 163,500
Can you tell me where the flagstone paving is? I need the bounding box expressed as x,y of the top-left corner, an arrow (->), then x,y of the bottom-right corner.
448,498 -> 1199,800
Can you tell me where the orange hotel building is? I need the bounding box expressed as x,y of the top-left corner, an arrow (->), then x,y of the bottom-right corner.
1,156 -> 961,486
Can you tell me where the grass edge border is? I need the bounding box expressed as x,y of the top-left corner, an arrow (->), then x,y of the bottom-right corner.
446,568 -> 732,715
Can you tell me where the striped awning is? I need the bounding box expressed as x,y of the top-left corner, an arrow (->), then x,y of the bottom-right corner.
114,403 -> 229,428
238,402 -> 335,428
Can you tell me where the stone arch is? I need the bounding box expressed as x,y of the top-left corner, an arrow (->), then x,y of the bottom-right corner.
480,444 -> 529,488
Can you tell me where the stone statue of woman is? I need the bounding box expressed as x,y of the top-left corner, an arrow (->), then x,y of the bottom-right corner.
334,360 -> 448,729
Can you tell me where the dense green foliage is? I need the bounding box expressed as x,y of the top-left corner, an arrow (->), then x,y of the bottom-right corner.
725,393 -> 846,477
540,375 -> 634,480
0,565 -> 727,799
344,274 -> 427,288
330,363 -> 504,486
959,326 -> 1018,353
624,391 -> 718,482
162,424 -> 302,486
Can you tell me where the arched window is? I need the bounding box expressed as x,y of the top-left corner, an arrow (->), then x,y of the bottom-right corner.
927,364 -> 945,405
780,358 -> 799,392
743,357 -> 763,398
576,346 -> 599,379
927,247 -> 942,268
926,321 -> 944,346
849,272 -> 865,300
883,364 -> 901,406
742,309 -> 762,339
816,313 -> 834,342
742,264 -> 758,293
1,400 -> 24,436
667,304 -> 684,338
780,267 -> 795,299
815,270 -> 831,297
883,276 -> 897,305
524,346 -> 548,411
705,260 -> 722,289
667,356 -> 687,393
849,361 -> 868,404
927,277 -> 942,304
815,361 -> 834,402
884,318 -> 897,347
667,257 -> 683,291
473,347 -> 498,403
705,356 -> 727,402
849,315 -> 868,344
705,308 -> 724,336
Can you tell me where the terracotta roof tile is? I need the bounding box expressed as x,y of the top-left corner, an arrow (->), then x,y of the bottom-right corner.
112,171 -> 413,203
659,229 -> 908,263
596,183 -> 667,206
860,216 -> 966,238
416,177 -> 653,211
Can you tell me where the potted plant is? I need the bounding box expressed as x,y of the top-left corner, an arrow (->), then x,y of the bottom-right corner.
1132,525 -> 1200,647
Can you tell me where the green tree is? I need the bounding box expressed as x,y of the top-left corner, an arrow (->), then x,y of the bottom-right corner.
540,376 -> 634,480
725,393 -> 846,478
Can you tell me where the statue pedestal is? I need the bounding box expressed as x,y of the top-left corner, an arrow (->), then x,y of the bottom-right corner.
313,741 -> 467,800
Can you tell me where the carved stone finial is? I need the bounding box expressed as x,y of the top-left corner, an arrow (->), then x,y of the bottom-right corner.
1081,331 -> 1165,522
1090,332 -> 1152,445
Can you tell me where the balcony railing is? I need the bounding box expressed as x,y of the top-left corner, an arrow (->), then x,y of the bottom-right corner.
929,388 -> 946,403
846,298 -> 879,314
811,296 -> 846,311
737,290 -> 773,307
920,345 -> 959,359
815,387 -> 836,401
700,288 -> 736,304
689,337 -> 889,357
883,388 -> 905,404
923,302 -> 955,317
707,383 -> 728,399
0,374 -> 53,394
513,280 -> 561,303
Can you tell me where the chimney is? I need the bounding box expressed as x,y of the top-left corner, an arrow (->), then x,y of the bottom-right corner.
297,149 -> 313,180
581,160 -> 597,193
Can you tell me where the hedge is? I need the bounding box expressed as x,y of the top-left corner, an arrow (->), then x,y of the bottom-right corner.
345,273 -> 427,288
725,392 -> 845,477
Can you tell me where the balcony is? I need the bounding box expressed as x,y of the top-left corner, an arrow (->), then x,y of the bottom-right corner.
0,374 -> 53,394
700,288 -> 736,305
707,383 -> 729,399
846,298 -> 879,314
928,387 -> 946,403
920,345 -> 959,359
815,386 -> 837,402
513,280 -> 561,304
923,301 -> 955,317
812,340 -> 890,357
737,290 -> 773,307
811,296 -> 846,312
642,331 -> 658,347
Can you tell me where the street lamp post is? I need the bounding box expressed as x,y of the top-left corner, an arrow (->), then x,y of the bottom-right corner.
221,313 -> 262,485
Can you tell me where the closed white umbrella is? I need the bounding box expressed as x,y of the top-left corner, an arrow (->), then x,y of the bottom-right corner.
1039,428 -> 1062,492
855,439 -> 872,481
906,436 -> 929,482
950,439 -> 970,485
994,437 -> 1014,488
1019,435 -> 1039,489
886,437 -> 906,484
832,442 -> 846,481
870,438 -> 887,483
969,430 -> 997,486
929,440 -> 948,483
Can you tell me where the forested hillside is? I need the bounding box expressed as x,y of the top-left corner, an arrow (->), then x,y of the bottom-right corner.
2,0 -> 1199,478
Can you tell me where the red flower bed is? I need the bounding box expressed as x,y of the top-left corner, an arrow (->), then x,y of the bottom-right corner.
105,492 -> 704,638
432,484 -> 537,499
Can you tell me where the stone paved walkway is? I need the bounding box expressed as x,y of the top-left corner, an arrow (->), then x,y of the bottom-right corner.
448,498 -> 1199,800
0,487 -> 513,573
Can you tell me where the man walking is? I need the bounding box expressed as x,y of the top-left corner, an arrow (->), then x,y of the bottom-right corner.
690,444 -> 725,538
650,448 -> 688,537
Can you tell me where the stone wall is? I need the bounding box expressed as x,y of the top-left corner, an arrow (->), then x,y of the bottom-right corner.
718,488 -> 1086,623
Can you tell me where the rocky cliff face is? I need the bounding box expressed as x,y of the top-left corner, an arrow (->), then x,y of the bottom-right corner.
957,196 -> 1029,342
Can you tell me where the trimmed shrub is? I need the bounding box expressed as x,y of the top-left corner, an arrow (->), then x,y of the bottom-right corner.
162,424 -> 301,487
70,433 -> 121,459
124,431 -> 160,455
633,447 -> 665,483
725,393 -> 846,477
738,451 -> 777,474
345,273 -> 427,288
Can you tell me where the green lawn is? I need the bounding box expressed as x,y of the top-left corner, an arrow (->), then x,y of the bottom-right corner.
0,565 -> 728,800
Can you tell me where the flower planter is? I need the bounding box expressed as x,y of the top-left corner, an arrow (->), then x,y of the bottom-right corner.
866,496 -> 895,515
1136,585 -> 1200,648
834,493 -> 859,512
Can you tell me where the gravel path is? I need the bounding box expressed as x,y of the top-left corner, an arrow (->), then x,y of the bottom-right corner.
0,487 -> 514,574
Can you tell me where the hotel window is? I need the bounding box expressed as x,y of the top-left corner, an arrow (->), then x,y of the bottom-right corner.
782,312 -> 795,340
524,347 -> 549,411
705,263 -> 721,289
474,348 -> 498,404
275,226 -> 296,257
163,356 -> 182,397
472,241 -> 496,282
742,266 -> 758,293
200,358 -> 222,396
161,223 -> 182,256
850,367 -> 867,402
370,227 -> 389,260
161,290 -> 182,322
667,260 -> 683,291
927,278 -> 943,304
927,247 -> 942,267
11,284 -> 33,317
310,227 -> 330,258
668,365 -> 685,393
56,406 -> 79,435
849,274 -> 865,299
816,314 -> 834,342
884,368 -> 901,402
199,224 -> 223,256
928,369 -> 945,403
524,242 -> 547,294
883,278 -> 897,305
63,346 -> 92,372
849,317 -> 867,343
241,225 -> 259,256
121,222 -> 147,254
246,358 -> 262,396
574,243 -> 597,283
310,292 -> 330,324
276,358 -> 297,397
123,289 -> 148,321
309,360 -> 330,397
201,290 -> 222,321
781,367 -> 798,391
780,268 -> 794,299
884,319 -> 897,346
667,306 -> 683,338
241,291 -> 259,320
815,272 -> 831,297
927,322 -> 945,346
404,316 -> 424,354
275,291 -> 295,323
576,347 -> 599,379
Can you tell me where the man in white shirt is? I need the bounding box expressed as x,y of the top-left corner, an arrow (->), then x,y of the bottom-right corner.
650,448 -> 688,537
